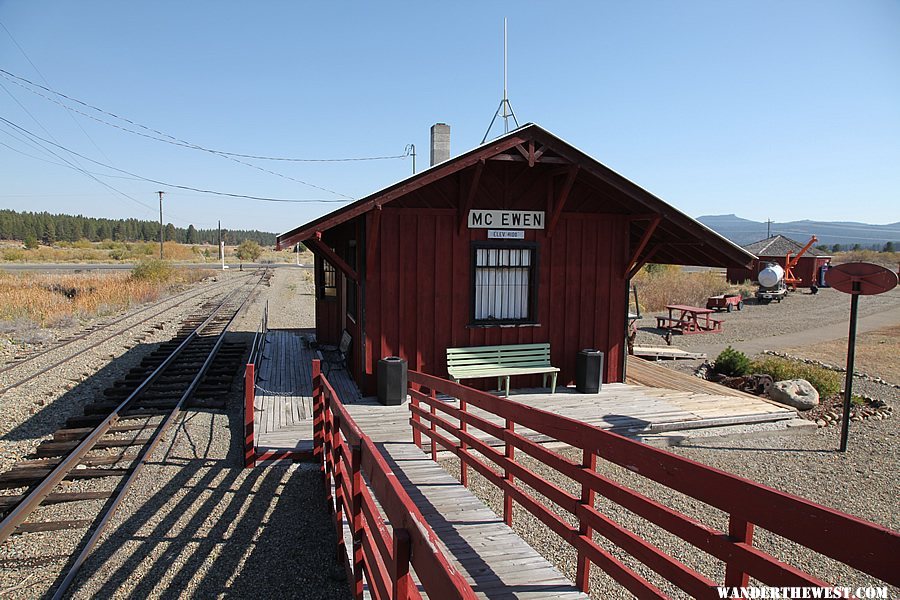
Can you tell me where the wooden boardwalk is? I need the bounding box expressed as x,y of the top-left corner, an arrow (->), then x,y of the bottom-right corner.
343,403 -> 589,600
254,330 -> 361,454
341,380 -> 794,598
255,339 -> 794,597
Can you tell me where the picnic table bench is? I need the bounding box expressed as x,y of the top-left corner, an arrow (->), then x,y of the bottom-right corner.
656,304 -> 723,345
446,343 -> 559,397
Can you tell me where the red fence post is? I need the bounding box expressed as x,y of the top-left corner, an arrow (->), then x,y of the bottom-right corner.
460,398 -> 468,487
332,409 -> 347,567
503,419 -> 515,527
724,515 -> 754,588
430,388 -> 438,462
575,448 -> 598,592
391,528 -> 412,600
312,359 -> 324,479
410,382 -> 422,449
243,364 -> 256,468
350,444 -> 364,600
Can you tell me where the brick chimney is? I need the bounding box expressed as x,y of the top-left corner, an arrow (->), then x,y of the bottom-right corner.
430,123 -> 450,166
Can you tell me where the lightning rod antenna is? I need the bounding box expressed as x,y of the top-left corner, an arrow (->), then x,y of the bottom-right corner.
482,17 -> 520,144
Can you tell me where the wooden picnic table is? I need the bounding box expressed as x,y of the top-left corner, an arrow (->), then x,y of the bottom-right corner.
656,304 -> 723,344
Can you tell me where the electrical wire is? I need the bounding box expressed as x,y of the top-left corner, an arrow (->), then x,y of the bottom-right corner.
0,67 -> 411,163
0,69 -> 357,198
0,20 -> 112,162
0,119 -> 157,214
0,115 -> 352,205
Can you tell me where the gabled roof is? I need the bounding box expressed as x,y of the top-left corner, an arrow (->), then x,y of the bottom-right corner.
277,123 -> 756,269
743,235 -> 831,258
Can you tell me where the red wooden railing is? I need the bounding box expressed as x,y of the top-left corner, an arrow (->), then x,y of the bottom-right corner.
407,369 -> 900,598
312,360 -> 478,600
242,302 -> 268,467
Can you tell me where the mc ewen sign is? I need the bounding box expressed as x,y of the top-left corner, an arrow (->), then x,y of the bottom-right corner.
468,210 -> 545,229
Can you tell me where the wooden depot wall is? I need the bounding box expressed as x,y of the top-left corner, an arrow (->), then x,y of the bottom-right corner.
356,208 -> 629,395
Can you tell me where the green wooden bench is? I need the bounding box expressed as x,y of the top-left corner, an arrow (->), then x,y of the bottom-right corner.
446,343 -> 559,397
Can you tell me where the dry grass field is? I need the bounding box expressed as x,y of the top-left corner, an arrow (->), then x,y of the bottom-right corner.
632,264 -> 738,312
781,324 -> 900,384
0,265 -> 210,329
0,239 -> 314,265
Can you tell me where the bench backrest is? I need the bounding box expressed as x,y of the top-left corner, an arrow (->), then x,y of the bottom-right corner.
447,343 -> 552,370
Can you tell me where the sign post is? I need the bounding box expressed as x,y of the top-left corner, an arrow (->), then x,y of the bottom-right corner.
825,263 -> 898,452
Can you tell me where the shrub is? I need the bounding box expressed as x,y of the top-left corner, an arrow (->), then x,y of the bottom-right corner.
713,346 -> 751,376
633,266 -> 730,312
2,249 -> 24,261
750,356 -> 842,398
23,235 -> 38,250
236,239 -> 263,261
131,259 -> 175,282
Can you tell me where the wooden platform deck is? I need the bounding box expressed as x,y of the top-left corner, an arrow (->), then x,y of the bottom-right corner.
343,404 -> 589,600
254,330 -> 360,454
254,341 -> 794,597
340,379 -> 794,597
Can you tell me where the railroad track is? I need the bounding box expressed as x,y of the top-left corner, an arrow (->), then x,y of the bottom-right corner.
0,269 -> 265,396
0,268 -> 268,598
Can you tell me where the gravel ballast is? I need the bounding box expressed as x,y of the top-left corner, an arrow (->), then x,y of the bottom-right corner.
0,268 -> 349,599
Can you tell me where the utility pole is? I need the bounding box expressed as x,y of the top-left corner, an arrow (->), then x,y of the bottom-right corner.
158,191 -> 164,259
406,144 -> 416,174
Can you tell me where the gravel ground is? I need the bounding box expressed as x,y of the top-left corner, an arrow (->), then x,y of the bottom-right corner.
634,286 -> 900,357
634,285 -> 900,406
0,268 -> 349,599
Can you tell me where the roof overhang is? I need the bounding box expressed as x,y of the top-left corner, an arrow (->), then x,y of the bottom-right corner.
277,124 -> 756,270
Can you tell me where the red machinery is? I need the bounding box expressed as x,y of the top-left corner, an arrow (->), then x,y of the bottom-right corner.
784,235 -> 817,290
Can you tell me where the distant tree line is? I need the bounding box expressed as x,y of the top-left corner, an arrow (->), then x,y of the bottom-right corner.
0,210 -> 276,246
816,242 -> 897,253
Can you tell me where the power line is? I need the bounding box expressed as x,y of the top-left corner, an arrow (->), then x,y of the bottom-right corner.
0,69 -> 356,199
0,20 -> 112,163
0,115 -> 352,205
0,67 -> 411,163
0,119 -> 157,215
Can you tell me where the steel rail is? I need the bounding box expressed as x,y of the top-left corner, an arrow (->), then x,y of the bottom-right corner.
0,272 -> 255,394
51,272 -> 262,599
0,275 -> 255,544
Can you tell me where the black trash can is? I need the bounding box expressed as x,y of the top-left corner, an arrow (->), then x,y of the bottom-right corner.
377,356 -> 408,406
576,349 -> 604,393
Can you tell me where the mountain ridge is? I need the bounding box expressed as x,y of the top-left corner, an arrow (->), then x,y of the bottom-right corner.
696,214 -> 900,248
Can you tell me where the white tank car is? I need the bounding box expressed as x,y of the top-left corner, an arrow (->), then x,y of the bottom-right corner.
758,263 -> 784,288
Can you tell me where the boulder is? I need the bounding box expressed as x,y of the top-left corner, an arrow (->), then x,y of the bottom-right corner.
770,379 -> 819,411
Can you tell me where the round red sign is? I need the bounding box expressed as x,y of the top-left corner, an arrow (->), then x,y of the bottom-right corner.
825,262 -> 899,295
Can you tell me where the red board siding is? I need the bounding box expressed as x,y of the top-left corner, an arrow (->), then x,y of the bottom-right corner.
361,208 -> 628,395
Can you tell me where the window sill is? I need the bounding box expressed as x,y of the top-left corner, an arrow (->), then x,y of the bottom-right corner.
466,322 -> 541,329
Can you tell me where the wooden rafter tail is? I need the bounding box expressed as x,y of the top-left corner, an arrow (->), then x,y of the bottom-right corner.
306,235 -> 358,282
458,161 -> 484,235
625,216 -> 661,278
546,166 -> 579,238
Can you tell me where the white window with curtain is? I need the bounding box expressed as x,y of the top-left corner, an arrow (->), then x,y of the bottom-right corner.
472,244 -> 536,323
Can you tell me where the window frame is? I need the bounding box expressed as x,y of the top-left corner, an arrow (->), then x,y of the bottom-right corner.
316,255 -> 338,300
469,241 -> 539,326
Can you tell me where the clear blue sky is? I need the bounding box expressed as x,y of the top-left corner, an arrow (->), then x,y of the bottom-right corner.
1,2 -> 898,235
